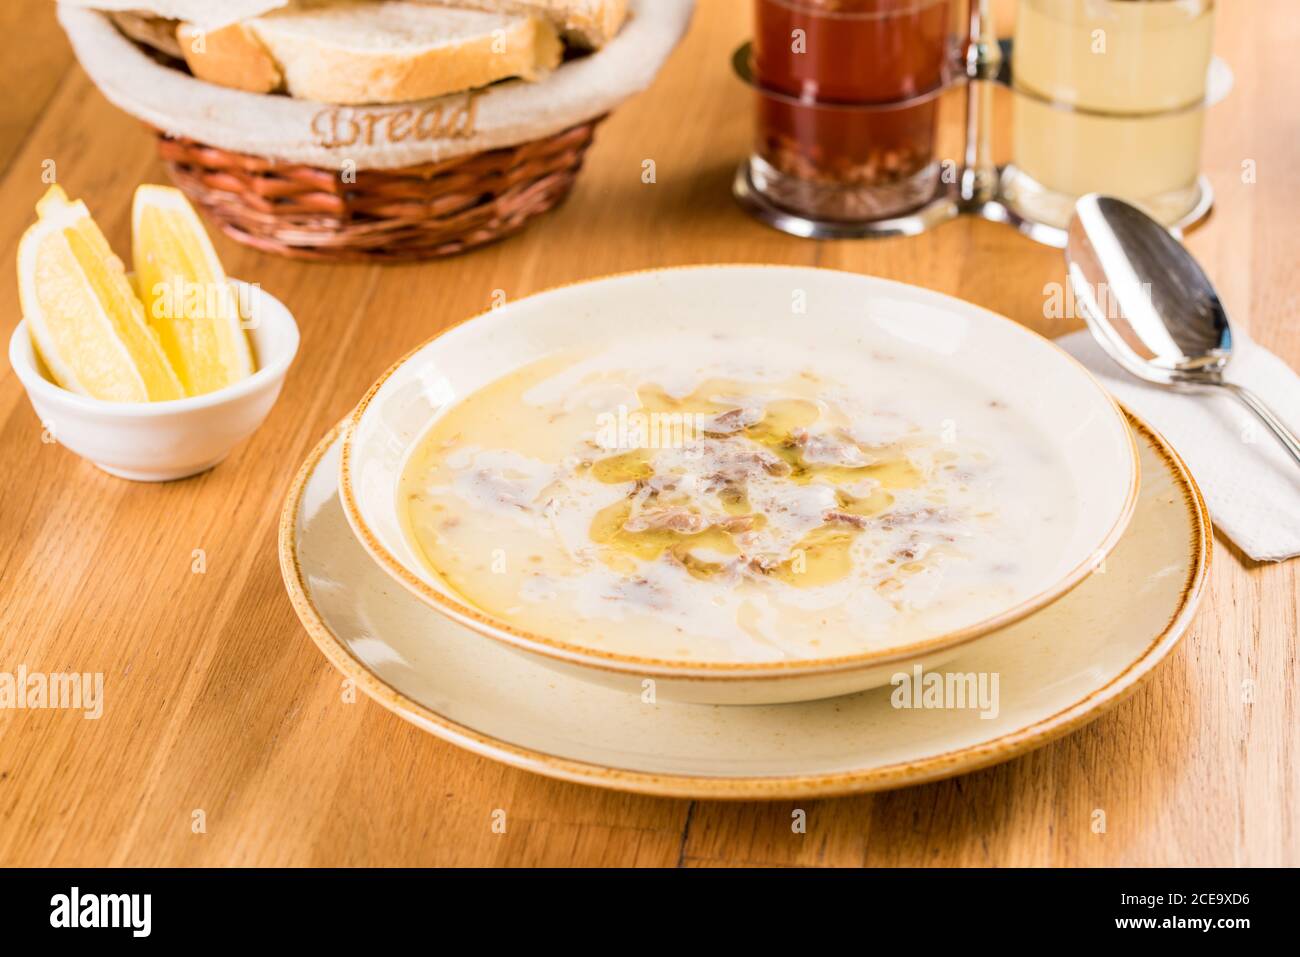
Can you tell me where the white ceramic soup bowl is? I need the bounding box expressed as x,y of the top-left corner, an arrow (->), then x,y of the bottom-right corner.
9,280 -> 299,482
341,265 -> 1138,705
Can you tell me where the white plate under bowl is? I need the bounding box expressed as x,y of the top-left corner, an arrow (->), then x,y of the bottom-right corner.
283,411 -> 1206,798
340,266 -> 1139,703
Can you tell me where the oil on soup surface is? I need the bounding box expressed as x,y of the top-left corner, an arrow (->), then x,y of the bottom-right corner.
398,334 -> 1079,663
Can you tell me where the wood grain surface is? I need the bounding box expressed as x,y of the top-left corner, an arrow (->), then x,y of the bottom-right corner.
0,0 -> 1295,867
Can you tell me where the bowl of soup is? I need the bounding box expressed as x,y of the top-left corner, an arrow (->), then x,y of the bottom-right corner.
340,266 -> 1138,704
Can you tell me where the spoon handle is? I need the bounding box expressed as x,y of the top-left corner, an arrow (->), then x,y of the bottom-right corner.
1219,381 -> 1300,469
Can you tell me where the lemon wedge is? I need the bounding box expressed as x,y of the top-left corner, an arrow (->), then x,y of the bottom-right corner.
36,183 -> 71,217
18,187 -> 184,402
132,185 -> 255,396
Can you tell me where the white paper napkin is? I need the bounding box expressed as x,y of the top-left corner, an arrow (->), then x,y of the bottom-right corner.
1056,329 -> 1300,562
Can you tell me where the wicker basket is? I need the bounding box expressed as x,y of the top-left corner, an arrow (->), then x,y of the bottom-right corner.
154,118 -> 604,262
61,1 -> 693,263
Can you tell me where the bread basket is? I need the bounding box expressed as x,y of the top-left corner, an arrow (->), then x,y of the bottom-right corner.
58,1 -> 694,262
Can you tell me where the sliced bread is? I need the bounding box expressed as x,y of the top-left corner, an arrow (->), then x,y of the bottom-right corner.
178,22 -> 283,93
109,11 -> 184,59
68,1 -> 288,30
179,0 -> 563,104
85,0 -> 626,45
432,0 -> 629,49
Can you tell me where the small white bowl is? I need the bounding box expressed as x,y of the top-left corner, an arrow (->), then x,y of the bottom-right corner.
9,280 -> 299,482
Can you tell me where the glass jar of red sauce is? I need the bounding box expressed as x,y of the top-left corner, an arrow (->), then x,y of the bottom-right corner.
747,82 -> 946,221
741,0 -> 957,222
753,0 -> 954,103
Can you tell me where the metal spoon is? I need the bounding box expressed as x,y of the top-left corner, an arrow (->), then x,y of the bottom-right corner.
1066,193 -> 1300,469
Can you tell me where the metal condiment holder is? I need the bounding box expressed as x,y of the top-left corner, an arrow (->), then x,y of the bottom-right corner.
732,0 -> 1225,248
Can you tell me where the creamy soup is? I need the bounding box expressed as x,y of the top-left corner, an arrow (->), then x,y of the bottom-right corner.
397,336 -> 1080,663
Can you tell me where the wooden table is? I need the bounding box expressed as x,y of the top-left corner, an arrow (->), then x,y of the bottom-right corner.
1,0 -> 1295,868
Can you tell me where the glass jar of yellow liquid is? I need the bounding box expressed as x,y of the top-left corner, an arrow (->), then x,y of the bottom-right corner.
1001,0 -> 1216,231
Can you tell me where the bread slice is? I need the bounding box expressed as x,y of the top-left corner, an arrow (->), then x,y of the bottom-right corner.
67,1 -> 288,31
178,21 -> 283,93
255,0 -> 561,103
177,0 -> 563,104
82,0 -> 627,48
432,0 -> 629,49
109,11 -> 184,59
